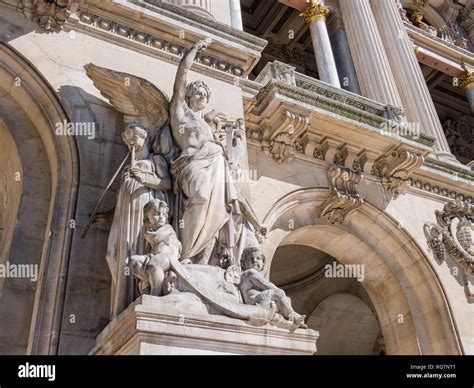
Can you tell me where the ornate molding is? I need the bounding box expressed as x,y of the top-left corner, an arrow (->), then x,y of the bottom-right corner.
299,0 -> 330,24
320,165 -> 363,224
407,177 -> 474,203
424,201 -> 474,300
371,145 -> 424,198
261,110 -> 310,164
76,11 -> 246,77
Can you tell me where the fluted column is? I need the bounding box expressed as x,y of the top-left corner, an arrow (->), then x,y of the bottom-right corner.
300,0 -> 340,88
458,70 -> 474,113
164,0 -> 214,19
370,0 -> 452,155
229,0 -> 243,30
339,0 -> 403,109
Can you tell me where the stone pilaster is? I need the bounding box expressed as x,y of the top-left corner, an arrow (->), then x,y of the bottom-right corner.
370,0 -> 452,157
299,0 -> 340,88
339,0 -> 403,110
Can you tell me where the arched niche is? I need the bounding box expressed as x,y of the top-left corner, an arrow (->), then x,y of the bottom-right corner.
260,188 -> 462,355
0,42 -> 79,354
307,293 -> 381,355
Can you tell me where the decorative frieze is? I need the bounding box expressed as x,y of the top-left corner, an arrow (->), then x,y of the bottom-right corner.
407,177 -> 473,204
76,12 -> 245,77
320,165 -> 363,224
424,201 -> 474,300
371,145 -> 424,198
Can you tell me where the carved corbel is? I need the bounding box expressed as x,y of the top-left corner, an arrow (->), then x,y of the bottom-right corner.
371,145 -> 424,199
320,165 -> 363,225
261,110 -> 310,164
22,0 -> 71,32
424,201 -> 474,301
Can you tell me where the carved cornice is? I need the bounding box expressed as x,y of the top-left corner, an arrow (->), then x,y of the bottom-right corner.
320,165 -> 363,225
407,177 -> 474,204
299,0 -> 330,24
424,201 -> 474,301
371,145 -> 424,198
75,11 -> 246,77
405,21 -> 474,62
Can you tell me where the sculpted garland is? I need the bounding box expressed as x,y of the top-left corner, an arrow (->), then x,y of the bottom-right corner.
86,39 -> 307,329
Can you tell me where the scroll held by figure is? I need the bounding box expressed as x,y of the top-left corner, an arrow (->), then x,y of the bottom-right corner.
85,38 -> 308,329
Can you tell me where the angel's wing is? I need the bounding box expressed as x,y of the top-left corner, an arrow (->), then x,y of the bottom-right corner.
84,63 -> 170,135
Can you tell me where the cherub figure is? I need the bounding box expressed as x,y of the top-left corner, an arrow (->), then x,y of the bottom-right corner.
239,247 -> 307,328
127,199 -> 182,296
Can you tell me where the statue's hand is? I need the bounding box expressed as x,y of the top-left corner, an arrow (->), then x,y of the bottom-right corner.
130,167 -> 145,184
194,38 -> 213,51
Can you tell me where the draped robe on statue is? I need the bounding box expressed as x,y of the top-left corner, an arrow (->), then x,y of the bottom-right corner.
171,137 -> 258,265
106,154 -> 170,317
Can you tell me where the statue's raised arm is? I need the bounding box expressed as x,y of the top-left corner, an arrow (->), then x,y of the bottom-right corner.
171,38 -> 213,117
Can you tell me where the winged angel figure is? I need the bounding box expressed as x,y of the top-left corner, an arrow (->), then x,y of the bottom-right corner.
86,38 -> 264,317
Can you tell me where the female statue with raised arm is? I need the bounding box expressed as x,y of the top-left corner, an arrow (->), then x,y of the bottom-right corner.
170,38 -> 261,267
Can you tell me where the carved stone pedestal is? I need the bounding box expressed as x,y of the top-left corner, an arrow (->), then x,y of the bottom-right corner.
90,295 -> 319,355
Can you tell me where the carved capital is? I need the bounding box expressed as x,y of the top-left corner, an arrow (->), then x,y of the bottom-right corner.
299,0 -> 330,24
320,165 -> 363,225
424,201 -> 474,301
458,71 -> 474,91
371,145 -> 424,198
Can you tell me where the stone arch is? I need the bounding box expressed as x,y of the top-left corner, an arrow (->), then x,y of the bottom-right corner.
260,188 -> 462,355
0,42 -> 79,354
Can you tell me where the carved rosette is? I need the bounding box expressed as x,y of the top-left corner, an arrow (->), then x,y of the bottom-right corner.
424,201 -> 474,300
320,165 -> 363,225
299,0 -> 330,24
371,145 -> 424,199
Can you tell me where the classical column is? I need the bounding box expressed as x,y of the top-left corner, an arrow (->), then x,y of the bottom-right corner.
299,0 -> 340,88
164,0 -> 214,19
370,0 -> 452,156
339,0 -> 403,108
327,7 -> 361,94
229,0 -> 243,30
458,70 -> 474,113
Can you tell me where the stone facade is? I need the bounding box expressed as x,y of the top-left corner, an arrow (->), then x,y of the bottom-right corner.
0,0 -> 472,355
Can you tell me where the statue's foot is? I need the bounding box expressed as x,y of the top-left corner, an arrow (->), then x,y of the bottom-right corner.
289,312 -> 307,328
